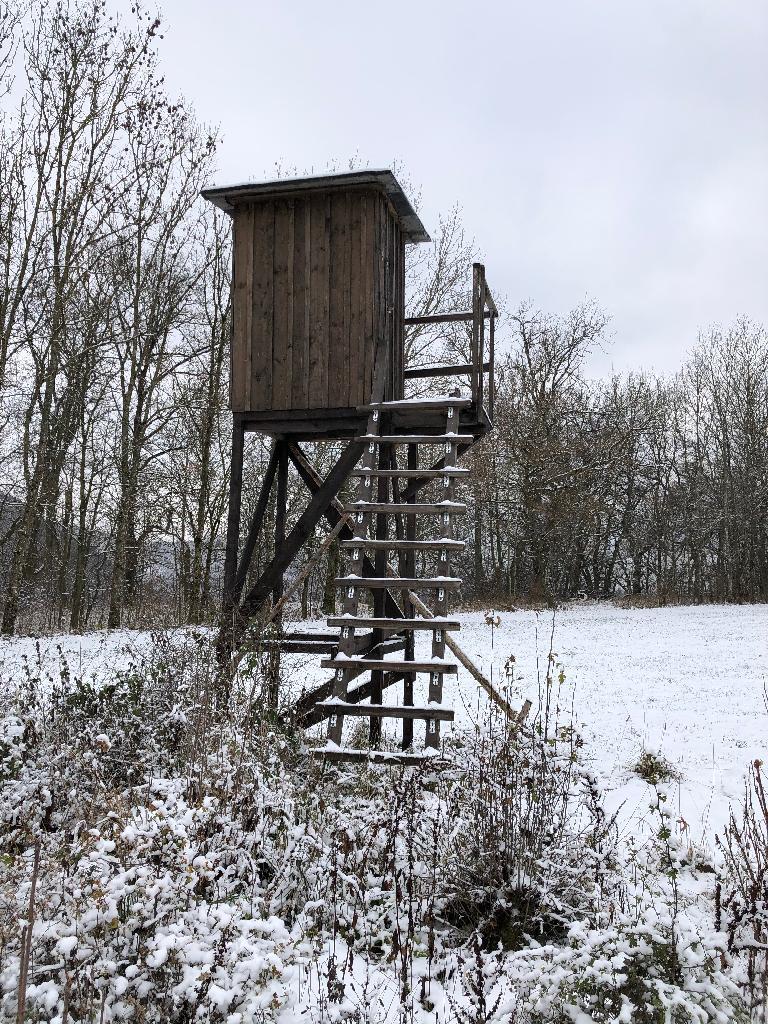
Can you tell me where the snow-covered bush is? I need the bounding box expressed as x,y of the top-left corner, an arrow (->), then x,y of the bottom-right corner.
0,630 -> 753,1022
441,722 -> 615,950
717,759 -> 768,1021
507,907 -> 742,1023
501,785 -> 745,1023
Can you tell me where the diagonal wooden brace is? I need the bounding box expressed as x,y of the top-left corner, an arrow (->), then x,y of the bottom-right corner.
232,442 -> 280,603
238,438 -> 366,622
294,671 -> 406,727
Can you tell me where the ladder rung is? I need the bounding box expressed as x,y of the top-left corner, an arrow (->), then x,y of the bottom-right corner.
311,746 -> 449,766
345,502 -> 466,515
277,630 -> 338,640
359,397 -> 472,412
321,658 -> 457,674
340,539 -> 465,551
328,616 -> 460,631
350,468 -> 470,478
336,576 -> 461,590
360,434 -> 474,444
319,700 -> 454,721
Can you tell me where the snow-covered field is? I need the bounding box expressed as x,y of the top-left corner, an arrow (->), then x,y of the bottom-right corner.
2,602 -> 765,845
449,603 -> 768,846
290,602 -> 768,845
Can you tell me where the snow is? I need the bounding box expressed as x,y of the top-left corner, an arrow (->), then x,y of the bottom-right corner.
1,604 -> 763,1020
282,602 -> 768,845
437,603 -> 768,845
0,628 -> 159,685
1,603 -> 765,845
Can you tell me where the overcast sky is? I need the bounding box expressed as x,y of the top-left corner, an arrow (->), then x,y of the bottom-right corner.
155,0 -> 767,375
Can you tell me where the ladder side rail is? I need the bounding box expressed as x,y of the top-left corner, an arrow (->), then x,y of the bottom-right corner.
489,309 -> 496,423
426,400 -> 460,749
401,442 -> 419,748
326,408 -> 381,746
369,432 -> 391,744
471,263 -> 483,409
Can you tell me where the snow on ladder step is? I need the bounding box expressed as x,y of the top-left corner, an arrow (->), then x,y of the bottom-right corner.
358,397 -> 472,411
311,744 -> 450,767
321,656 -> 458,674
327,616 -> 461,631
344,501 -> 467,515
318,699 -> 455,721
339,539 -> 466,551
360,434 -> 474,445
349,467 -> 470,478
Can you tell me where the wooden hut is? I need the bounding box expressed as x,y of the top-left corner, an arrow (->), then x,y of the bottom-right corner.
202,170 -> 429,436
204,169 -> 514,764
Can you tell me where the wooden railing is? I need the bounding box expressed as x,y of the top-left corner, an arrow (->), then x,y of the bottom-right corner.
403,263 -> 498,421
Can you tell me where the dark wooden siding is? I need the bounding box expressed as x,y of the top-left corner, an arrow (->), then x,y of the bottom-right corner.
230,187 -> 405,414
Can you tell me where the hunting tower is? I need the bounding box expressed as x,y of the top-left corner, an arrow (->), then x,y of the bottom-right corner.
203,169 -> 505,765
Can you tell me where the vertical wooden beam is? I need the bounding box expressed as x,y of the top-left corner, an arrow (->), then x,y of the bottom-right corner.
272,202 -> 294,411
401,442 -> 418,749
233,443 -> 279,601
479,273 -> 486,412
348,194 -> 362,407
471,262 -> 483,409
231,208 -> 253,413
328,192 -> 348,408
308,194 -> 330,409
268,440 -> 289,708
273,442 -> 289,608
222,418 -> 245,611
489,311 -> 496,422
369,434 -> 388,744
251,204 -> 274,410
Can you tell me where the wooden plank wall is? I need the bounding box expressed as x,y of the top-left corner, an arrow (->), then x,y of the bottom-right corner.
230,187 -> 405,414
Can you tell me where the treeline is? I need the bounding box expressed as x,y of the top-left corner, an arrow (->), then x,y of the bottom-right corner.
465,312 -> 768,605
0,0 -> 231,634
1,2 -> 766,638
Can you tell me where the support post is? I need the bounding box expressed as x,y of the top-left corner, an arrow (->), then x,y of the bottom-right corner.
273,442 -> 289,608
489,311 -> 495,422
471,263 -> 483,409
233,442 -> 280,601
268,441 -> 289,707
401,442 -> 418,749
369,438 -> 389,744
222,418 -> 245,614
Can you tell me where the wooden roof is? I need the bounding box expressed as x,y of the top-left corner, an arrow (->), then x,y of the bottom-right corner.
201,169 -> 430,244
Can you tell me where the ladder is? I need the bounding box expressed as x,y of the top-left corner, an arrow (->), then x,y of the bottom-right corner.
313,393 -> 470,765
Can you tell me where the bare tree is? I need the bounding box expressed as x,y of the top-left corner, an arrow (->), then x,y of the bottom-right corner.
167,208 -> 231,623
1,0 -> 162,634
103,90 -> 216,627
